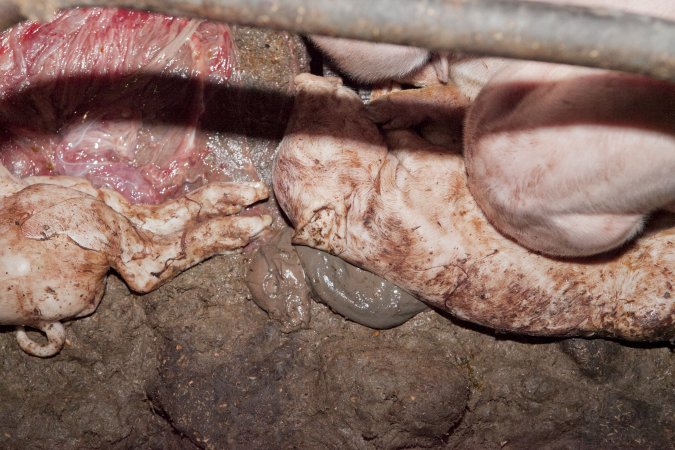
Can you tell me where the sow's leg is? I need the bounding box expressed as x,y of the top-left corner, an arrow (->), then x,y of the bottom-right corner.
465,62 -> 675,257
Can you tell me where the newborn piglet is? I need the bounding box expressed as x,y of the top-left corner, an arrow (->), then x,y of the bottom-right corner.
273,74 -> 673,341
0,165 -> 271,356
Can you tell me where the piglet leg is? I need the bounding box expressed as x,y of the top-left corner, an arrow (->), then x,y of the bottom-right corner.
102,181 -> 273,292
465,63 -> 675,256
367,84 -> 469,130
367,84 -> 470,148
112,214 -> 272,293
20,184 -> 273,293
25,175 -> 270,236
98,181 -> 269,235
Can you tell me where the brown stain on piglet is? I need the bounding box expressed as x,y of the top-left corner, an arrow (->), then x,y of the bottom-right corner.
274,74 -> 675,341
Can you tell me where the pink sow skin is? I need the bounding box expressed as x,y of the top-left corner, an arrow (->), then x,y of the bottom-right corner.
311,0 -> 675,257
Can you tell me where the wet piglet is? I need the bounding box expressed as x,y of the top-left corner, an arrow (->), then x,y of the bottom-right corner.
273,74 -> 674,341
0,165 -> 271,356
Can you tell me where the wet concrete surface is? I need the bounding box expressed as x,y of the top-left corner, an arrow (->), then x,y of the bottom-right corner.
0,25 -> 673,450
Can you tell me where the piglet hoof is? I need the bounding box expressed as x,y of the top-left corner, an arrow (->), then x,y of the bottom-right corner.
16,322 -> 66,357
366,84 -> 469,132
185,181 -> 270,217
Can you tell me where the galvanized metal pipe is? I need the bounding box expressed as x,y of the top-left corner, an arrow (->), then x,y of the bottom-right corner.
11,0 -> 675,82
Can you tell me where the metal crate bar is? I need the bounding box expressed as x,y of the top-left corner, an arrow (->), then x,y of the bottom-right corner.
11,0 -> 675,82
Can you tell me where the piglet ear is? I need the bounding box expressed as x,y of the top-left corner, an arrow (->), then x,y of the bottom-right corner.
293,206 -> 347,255
21,197 -> 112,253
